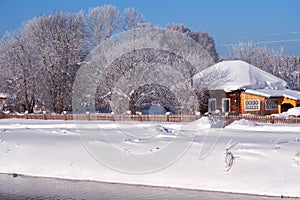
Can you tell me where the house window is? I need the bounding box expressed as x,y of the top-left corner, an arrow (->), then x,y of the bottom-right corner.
222,98 -> 230,113
244,99 -> 260,111
265,99 -> 278,110
208,98 -> 216,113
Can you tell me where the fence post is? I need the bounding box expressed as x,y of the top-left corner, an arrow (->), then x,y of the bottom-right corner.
270,116 -> 275,124
86,112 -> 90,121
63,111 -> 67,121
111,112 -> 114,121
138,114 -> 142,122
166,112 -> 170,122
42,111 -> 46,120
225,115 -> 229,126
24,111 -> 28,119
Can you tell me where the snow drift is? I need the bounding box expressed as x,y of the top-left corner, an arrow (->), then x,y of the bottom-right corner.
1,119 -> 300,198
182,117 -> 225,131
287,107 -> 300,117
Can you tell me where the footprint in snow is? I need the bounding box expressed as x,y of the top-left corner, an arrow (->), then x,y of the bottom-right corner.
125,138 -> 141,143
273,144 -> 281,150
123,148 -> 130,153
292,151 -> 300,166
271,139 -> 288,150
150,147 -> 160,152
224,150 -> 235,172
61,130 -> 68,134
157,125 -> 174,134
5,149 -> 11,155
224,140 -> 237,172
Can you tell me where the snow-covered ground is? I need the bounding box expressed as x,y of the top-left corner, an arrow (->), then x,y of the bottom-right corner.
0,118 -> 300,198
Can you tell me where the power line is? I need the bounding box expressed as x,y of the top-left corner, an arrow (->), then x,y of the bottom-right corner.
272,31 -> 300,36
219,38 -> 300,47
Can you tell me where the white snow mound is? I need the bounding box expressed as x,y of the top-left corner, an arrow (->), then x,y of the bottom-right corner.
227,119 -> 259,128
287,107 -> 300,117
188,117 -> 225,130
193,60 -> 287,92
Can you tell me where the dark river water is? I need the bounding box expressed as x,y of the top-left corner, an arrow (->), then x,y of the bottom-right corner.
0,174 -> 297,200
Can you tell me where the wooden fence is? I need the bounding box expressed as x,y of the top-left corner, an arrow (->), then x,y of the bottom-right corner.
2,113 -> 300,125
212,115 -> 300,125
2,113 -> 201,122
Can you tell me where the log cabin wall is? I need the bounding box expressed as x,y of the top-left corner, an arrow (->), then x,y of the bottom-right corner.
226,90 -> 241,115
240,93 -> 281,115
240,93 -> 265,115
208,90 -> 300,115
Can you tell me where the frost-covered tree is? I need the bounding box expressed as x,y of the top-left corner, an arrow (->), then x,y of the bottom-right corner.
167,24 -> 219,62
137,22 -> 153,28
86,5 -> 121,45
166,24 -> 191,36
131,83 -> 181,114
278,55 -> 300,90
190,31 -> 219,63
94,46 -> 201,114
228,42 -> 300,90
166,24 -> 219,112
123,8 -> 145,31
229,42 -> 281,72
23,11 -> 88,113
0,31 -> 39,113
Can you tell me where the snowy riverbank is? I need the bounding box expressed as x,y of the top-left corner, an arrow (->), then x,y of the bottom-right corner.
0,118 -> 300,197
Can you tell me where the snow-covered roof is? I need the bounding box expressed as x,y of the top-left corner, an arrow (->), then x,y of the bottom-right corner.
245,89 -> 300,100
193,60 -> 288,92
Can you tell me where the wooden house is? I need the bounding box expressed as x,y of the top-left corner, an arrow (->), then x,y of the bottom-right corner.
208,89 -> 300,115
194,60 -> 300,115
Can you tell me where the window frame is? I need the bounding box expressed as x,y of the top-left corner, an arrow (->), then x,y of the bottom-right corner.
244,99 -> 260,111
222,98 -> 230,113
208,98 -> 216,113
265,99 -> 279,110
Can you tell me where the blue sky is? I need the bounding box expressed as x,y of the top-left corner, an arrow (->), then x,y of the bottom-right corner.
0,0 -> 299,56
